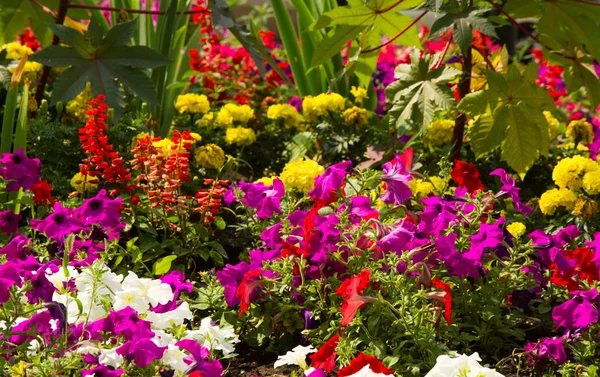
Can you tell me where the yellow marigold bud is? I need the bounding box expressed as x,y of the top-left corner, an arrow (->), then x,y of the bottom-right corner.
566,119 -> 594,144
506,222 -> 526,238
280,158 -> 325,192
552,155 -> 599,191
70,172 -> 99,193
175,93 -> 210,114
195,144 -> 225,169
350,86 -> 368,104
408,179 -> 435,198
254,176 -> 276,186
573,196 -> 598,220
343,106 -> 369,127
224,127 -> 256,146
539,188 -> 578,216
267,104 -> 304,129
583,169 -> 600,195
424,120 -> 455,147
544,111 -> 559,140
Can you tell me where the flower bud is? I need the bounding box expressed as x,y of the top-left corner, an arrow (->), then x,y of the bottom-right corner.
573,196 -> 598,220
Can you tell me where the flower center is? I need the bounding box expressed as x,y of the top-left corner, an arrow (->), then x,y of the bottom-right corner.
89,199 -> 102,211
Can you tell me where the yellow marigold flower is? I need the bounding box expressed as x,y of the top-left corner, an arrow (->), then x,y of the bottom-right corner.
267,104 -> 304,129
302,93 -> 345,121
70,172 -> 99,193
429,176 -> 446,193
544,111 -> 559,140
198,112 -> 214,127
552,155 -> 599,191
66,83 -> 94,122
343,106 -> 369,127
566,119 -> 594,144
424,120 -> 455,147
216,103 -> 255,127
216,109 -> 234,127
280,158 -> 325,192
255,176 -> 276,186
507,222 -> 526,238
175,93 -> 210,114
225,127 -> 256,146
583,169 -> 600,195
195,144 -> 225,169
539,188 -> 578,216
2,42 -> 33,60
574,196 -> 598,220
350,86 -> 368,104
8,61 -> 42,75
408,179 -> 434,198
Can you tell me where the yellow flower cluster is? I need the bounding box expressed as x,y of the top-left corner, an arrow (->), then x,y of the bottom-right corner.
566,119 -> 594,144
70,172 -> 99,193
539,188 -> 578,215
175,93 -> 210,114
195,144 -> 225,169
302,93 -> 345,121
198,112 -> 214,127
152,133 -> 201,156
267,104 -> 303,129
424,120 -> 455,147
408,176 -> 445,197
544,111 -> 559,140
2,42 -> 33,60
506,222 -> 526,238
225,127 -> 256,146
343,106 -> 369,127
255,176 -> 276,186
350,86 -> 368,104
67,84 -> 94,122
583,169 -> 600,195
216,103 -> 255,127
552,155 -> 599,191
280,158 -> 325,192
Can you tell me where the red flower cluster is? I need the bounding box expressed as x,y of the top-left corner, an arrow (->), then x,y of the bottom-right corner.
78,95 -> 131,187
550,247 -> 599,291
17,28 -> 41,52
194,178 -> 228,225
451,160 -> 485,194
531,48 -> 567,100
310,334 -> 340,372
31,180 -> 55,205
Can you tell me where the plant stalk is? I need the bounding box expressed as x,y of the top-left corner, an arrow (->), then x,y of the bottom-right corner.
450,45 -> 473,162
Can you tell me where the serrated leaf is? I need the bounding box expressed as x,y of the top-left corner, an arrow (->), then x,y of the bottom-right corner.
468,112 -> 505,158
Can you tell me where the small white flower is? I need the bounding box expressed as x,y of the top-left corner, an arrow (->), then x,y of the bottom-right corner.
113,288 -> 150,313
145,302 -> 193,329
185,317 -> 240,355
425,352 -> 505,377
98,348 -> 123,369
78,292 -> 107,322
121,271 -> 173,308
273,345 -> 316,369
152,330 -> 175,346
162,344 -> 189,374
75,262 -> 122,296
46,266 -> 79,290
347,365 -> 394,377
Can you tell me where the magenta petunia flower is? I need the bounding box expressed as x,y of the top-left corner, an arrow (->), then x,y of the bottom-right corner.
0,262 -> 22,304
529,229 -> 576,271
308,214 -> 341,265
553,225 -> 580,249
524,336 -> 566,364
108,306 -> 155,341
490,168 -> 532,215
0,209 -> 21,235
380,154 -> 412,206
470,219 -> 505,254
309,160 -> 352,200
175,339 -> 223,377
419,196 -> 457,236
436,234 -> 484,278
75,189 -> 122,228
82,365 -> 124,377
0,148 -> 41,191
345,196 -> 378,224
552,289 -> 599,330
378,219 -> 416,253
261,222 -> 283,248
240,178 -> 285,219
152,270 -> 193,313
216,261 -> 250,307
0,234 -> 31,260
30,203 -> 83,242
116,337 -> 167,368
585,232 -> 600,271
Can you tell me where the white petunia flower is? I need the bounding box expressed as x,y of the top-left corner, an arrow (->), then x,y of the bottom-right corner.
425,352 -> 505,377
185,317 -> 240,355
273,345 -> 316,369
98,348 -> 124,369
113,288 -> 150,313
120,271 -> 173,307
145,302 -> 193,329
162,344 -> 189,374
75,262 -> 122,296
46,266 -> 79,290
346,365 -> 394,377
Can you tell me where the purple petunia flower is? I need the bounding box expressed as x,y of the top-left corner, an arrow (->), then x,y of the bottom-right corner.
308,214 -> 341,265
419,196 -> 457,236
490,168 -> 532,215
309,160 -> 352,201
0,148 -> 41,191
261,222 -> 283,248
343,196 -> 378,224
288,96 -> 303,112
529,229 -> 576,271
30,203 -> 83,242
82,365 -> 124,377
116,337 -> 167,368
0,262 -> 22,304
524,336 -> 566,364
0,234 -> 31,260
470,219 -> 505,254
436,234 -> 484,278
380,154 -> 412,206
175,339 -> 223,377
152,270 -> 193,313
0,209 -> 21,235
75,189 -> 122,229
216,261 -> 250,307
378,219 -> 416,253
552,289 -> 599,330
240,179 -> 285,219
553,225 -> 580,249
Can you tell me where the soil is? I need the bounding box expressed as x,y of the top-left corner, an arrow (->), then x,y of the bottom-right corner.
221,345 -> 296,377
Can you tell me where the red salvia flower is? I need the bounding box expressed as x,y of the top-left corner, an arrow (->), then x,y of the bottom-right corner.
310,334 -> 340,372
431,277 -> 453,325
31,180 -> 55,205
451,160 -> 485,194
338,352 -> 394,377
335,269 -> 377,326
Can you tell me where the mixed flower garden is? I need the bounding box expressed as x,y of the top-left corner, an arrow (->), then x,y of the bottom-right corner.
2,0 -> 600,376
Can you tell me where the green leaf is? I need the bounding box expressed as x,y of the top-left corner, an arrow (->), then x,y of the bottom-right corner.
1,0 -> 58,46
29,17 -> 169,114
386,50 -> 460,133
153,255 -> 177,275
310,24 -> 366,68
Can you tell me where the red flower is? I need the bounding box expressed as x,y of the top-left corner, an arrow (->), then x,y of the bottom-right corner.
431,277 -> 453,325
236,269 -> 264,317
550,247 -> 599,291
451,160 -> 485,194
338,352 -> 394,377
31,180 -> 55,205
130,195 -> 140,206
310,334 -> 340,372
335,270 -> 377,326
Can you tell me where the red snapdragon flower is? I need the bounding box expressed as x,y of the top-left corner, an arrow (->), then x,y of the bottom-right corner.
31,180 -> 55,205
338,352 -> 394,377
310,334 -> 340,372
550,247 -> 599,291
431,277 -> 453,325
451,160 -> 485,194
335,269 -> 377,326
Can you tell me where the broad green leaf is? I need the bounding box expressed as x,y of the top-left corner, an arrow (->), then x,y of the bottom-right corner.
30,17 -> 169,114
1,0 -> 58,46
468,113 -> 504,158
310,25 -> 366,68
153,255 -> 177,275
